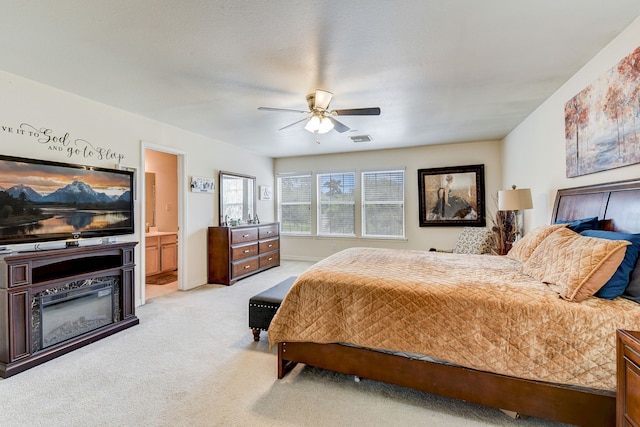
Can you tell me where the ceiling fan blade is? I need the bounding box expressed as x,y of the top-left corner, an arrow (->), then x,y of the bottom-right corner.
278,117 -> 309,131
332,107 -> 381,116
258,107 -> 309,114
314,89 -> 333,110
327,116 -> 350,133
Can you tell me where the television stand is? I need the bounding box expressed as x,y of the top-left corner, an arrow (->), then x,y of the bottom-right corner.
0,242 -> 139,378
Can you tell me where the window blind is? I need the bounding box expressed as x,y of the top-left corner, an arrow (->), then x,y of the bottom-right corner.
362,170 -> 405,238
277,174 -> 312,235
317,172 -> 356,236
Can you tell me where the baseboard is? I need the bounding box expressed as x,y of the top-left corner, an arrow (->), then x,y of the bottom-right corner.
281,255 -> 323,262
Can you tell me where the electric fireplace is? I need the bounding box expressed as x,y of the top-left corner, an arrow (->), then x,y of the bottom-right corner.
34,278 -> 117,350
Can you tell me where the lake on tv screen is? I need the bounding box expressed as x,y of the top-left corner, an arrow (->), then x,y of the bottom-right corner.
1,208 -> 132,237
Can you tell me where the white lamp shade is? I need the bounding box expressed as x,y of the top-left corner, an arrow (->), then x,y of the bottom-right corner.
314,89 -> 333,110
317,116 -> 334,133
498,188 -> 533,211
304,114 -> 334,134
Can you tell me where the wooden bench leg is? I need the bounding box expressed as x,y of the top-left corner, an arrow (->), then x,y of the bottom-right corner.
252,328 -> 261,342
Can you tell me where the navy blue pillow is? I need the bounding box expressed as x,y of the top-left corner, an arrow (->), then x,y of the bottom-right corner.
580,230 -> 640,299
556,216 -> 599,233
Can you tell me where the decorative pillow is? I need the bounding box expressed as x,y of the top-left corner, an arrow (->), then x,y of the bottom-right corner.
506,223 -> 568,262
555,216 -> 599,233
580,230 -> 640,299
523,227 -> 629,302
453,227 -> 493,254
624,264 -> 640,303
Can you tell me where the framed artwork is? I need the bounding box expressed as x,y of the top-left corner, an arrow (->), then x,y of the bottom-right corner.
259,185 -> 272,200
565,45 -> 640,177
190,176 -> 215,193
418,164 -> 485,227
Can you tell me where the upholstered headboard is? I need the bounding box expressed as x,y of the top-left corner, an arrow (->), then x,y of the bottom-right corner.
551,179 -> 640,234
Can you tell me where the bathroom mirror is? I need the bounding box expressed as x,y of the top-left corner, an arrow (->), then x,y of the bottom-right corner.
145,172 -> 156,228
219,171 -> 256,225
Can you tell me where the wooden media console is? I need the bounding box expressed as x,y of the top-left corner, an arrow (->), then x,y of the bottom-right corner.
0,241 -> 139,378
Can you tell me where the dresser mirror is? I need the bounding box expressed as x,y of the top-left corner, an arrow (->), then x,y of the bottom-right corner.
219,171 -> 256,225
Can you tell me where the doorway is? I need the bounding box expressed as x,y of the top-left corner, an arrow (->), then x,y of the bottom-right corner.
142,144 -> 185,302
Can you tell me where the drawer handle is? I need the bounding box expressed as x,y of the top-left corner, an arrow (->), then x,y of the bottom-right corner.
244,265 -> 251,269
244,249 -> 250,253
268,257 -> 273,261
243,234 -> 249,238
266,230 -> 272,234
268,244 -> 273,248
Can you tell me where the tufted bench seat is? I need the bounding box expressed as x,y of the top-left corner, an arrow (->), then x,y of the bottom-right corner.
249,276 -> 297,341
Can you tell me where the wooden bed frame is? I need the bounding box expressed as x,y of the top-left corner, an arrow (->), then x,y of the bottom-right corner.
276,178 -> 640,427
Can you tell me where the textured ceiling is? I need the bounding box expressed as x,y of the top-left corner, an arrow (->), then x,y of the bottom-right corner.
1,1 -> 640,158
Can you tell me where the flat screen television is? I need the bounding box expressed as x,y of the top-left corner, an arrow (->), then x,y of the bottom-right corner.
0,155 -> 134,247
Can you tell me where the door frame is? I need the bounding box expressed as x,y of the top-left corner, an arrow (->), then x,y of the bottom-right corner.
140,141 -> 187,304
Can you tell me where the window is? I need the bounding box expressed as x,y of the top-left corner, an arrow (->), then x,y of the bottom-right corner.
277,173 -> 311,235
317,172 -> 355,236
362,169 -> 405,238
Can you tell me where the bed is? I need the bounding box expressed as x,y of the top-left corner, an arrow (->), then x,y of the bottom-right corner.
268,179 -> 640,427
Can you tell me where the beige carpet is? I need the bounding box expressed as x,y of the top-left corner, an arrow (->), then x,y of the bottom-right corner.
0,261 -> 570,426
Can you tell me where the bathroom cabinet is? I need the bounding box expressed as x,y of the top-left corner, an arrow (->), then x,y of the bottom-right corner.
145,232 -> 178,276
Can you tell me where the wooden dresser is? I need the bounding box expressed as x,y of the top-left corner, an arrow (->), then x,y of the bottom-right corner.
207,223 -> 280,285
618,329 -> 640,426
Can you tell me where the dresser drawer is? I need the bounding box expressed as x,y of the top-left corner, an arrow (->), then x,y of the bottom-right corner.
231,243 -> 258,260
232,257 -> 259,278
231,227 -> 258,244
259,251 -> 280,268
258,224 -> 279,239
259,238 -> 279,253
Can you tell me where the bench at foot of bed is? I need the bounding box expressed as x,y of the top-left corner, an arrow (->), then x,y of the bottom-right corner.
248,276 -> 297,341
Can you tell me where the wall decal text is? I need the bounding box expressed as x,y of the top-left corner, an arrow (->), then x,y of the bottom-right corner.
1,122 -> 126,163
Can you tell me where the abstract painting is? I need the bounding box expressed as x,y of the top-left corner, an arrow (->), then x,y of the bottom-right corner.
565,45 -> 640,177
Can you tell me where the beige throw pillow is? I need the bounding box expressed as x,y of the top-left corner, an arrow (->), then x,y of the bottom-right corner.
506,223 -> 568,262
523,227 -> 629,302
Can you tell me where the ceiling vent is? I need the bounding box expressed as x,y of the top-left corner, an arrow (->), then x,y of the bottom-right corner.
350,135 -> 372,143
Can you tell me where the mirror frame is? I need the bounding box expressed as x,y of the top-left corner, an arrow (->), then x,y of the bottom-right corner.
218,170 -> 257,226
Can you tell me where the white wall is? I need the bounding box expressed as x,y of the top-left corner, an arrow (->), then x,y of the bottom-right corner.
0,70 -> 275,305
275,140 -> 502,261
503,15 -> 640,230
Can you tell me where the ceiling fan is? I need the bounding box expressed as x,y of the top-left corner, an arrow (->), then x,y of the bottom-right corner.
258,89 -> 381,135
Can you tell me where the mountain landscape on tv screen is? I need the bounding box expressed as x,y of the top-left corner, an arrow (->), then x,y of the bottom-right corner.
4,180 -> 130,205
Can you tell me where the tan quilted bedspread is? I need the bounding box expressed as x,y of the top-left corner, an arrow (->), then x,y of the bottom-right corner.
268,247 -> 640,391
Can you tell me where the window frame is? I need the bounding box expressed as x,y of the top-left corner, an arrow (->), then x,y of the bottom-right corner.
277,173 -> 312,236
316,171 -> 356,237
361,169 -> 406,239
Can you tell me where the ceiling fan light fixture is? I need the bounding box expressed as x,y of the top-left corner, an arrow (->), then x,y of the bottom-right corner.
314,89 -> 333,110
304,114 -> 334,134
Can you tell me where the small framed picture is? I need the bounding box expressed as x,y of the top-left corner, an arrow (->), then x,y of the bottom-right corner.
190,176 -> 215,193
417,164 -> 485,227
260,185 -> 272,200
